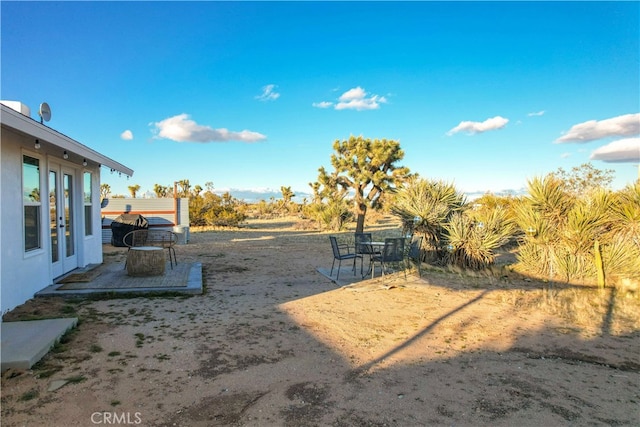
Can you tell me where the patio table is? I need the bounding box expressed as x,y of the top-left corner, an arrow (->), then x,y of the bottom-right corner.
362,239 -> 410,279
361,242 -> 386,278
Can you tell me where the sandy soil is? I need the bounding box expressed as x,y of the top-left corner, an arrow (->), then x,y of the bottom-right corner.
2,218 -> 639,426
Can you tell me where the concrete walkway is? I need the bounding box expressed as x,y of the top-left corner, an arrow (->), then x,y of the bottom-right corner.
1,318 -> 78,372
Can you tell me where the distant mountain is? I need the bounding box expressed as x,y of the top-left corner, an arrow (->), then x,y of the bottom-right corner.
464,188 -> 528,200
217,187 -> 526,203
139,187 -> 527,203
213,188 -> 312,204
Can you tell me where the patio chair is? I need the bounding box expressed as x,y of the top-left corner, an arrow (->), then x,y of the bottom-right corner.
407,236 -> 423,277
370,237 -> 406,278
354,232 -> 379,274
123,229 -> 178,269
329,236 -> 363,280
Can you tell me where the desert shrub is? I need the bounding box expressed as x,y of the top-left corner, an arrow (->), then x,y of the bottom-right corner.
190,191 -> 246,227
514,176 -> 639,285
303,196 -> 352,231
445,206 -> 516,270
391,177 -> 466,262
602,236 -> 640,280
252,199 -> 276,219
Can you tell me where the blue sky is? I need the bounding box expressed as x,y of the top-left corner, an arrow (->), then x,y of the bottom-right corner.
2,1 -> 639,200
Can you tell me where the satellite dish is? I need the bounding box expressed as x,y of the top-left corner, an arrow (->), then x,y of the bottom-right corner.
38,102 -> 51,123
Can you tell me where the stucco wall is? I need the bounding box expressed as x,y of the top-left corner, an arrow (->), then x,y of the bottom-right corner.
1,127 -> 104,315
1,129 -> 50,315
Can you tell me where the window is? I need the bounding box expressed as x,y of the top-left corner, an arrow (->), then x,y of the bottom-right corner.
23,155 -> 41,251
83,172 -> 92,236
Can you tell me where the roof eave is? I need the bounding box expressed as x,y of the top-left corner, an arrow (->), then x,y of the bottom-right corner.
0,104 -> 133,177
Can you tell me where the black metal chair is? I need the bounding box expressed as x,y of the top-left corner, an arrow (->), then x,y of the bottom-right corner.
370,237 -> 406,278
329,236 -> 362,279
407,236 -> 423,277
354,232 -> 379,274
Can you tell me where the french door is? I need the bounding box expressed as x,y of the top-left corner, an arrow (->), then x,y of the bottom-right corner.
49,162 -> 78,278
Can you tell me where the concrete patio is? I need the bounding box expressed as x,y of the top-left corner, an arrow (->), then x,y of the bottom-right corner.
35,261 -> 203,297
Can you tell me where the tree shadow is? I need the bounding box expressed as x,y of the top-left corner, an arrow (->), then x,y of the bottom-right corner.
352,289 -> 492,375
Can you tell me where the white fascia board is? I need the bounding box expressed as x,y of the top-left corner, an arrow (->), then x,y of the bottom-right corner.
0,104 -> 133,177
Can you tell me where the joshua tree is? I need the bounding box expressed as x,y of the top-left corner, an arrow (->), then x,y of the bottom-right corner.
153,184 -> 170,198
176,179 -> 191,198
312,136 -> 410,233
128,184 -> 141,198
192,185 -> 203,197
100,183 -> 111,200
280,186 -> 295,204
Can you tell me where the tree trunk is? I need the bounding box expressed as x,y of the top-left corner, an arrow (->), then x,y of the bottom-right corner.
355,201 -> 367,233
355,213 -> 365,233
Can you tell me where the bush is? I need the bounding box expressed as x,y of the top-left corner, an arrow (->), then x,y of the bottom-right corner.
189,191 -> 246,227
514,177 -> 640,284
303,196 -> 352,231
445,207 -> 516,270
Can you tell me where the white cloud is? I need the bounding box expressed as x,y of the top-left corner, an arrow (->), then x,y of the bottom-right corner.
528,110 -> 545,117
151,114 -> 266,143
255,84 -> 280,102
560,152 -> 571,159
590,138 -> 640,163
120,130 -> 133,140
313,86 -> 386,111
556,113 -> 640,143
446,116 -> 509,136
339,87 -> 367,102
312,101 -> 333,109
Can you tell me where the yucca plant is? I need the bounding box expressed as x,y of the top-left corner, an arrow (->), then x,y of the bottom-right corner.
562,198 -> 610,255
601,235 -> 640,280
553,244 -> 596,283
445,206 -> 516,270
526,175 -> 574,224
516,240 -> 547,276
391,176 -> 466,262
303,194 -> 352,231
602,182 -> 640,281
609,182 -> 640,245
513,175 -> 571,281
515,173 -> 639,284
557,189 -> 613,282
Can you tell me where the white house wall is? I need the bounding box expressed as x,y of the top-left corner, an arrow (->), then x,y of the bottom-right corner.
1,127 -> 103,315
1,133 -> 50,315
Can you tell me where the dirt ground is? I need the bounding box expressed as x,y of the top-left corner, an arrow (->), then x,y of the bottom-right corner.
2,217 -> 639,426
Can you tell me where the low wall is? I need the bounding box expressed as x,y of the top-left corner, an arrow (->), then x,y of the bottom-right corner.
101,198 -> 189,244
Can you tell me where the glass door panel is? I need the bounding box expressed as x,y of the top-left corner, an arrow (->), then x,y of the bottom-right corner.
50,162 -> 78,277
49,170 -> 59,263
63,173 -> 75,257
